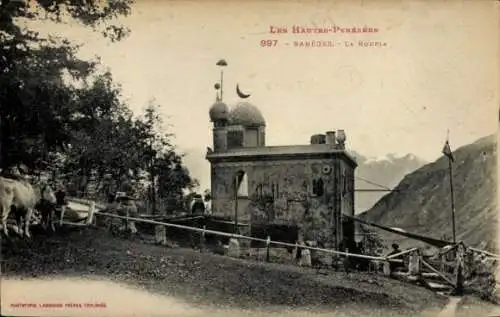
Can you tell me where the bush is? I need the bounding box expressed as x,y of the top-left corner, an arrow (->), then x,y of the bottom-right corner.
465,252 -> 499,303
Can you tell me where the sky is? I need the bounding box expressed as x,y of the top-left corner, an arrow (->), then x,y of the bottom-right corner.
37,0 -> 498,190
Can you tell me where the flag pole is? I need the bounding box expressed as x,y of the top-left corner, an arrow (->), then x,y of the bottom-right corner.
234,173 -> 239,234
448,155 -> 456,243
444,130 -> 457,244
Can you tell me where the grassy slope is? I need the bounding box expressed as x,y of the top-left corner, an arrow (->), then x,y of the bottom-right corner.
360,135 -> 497,252
1,228 -> 447,315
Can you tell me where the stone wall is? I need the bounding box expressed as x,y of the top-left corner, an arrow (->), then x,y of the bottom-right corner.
210,157 -> 355,247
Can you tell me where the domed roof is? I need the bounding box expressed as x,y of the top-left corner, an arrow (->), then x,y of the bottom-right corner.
229,102 -> 266,127
209,101 -> 229,122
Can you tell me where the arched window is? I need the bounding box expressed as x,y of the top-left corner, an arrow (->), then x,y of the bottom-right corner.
312,178 -> 324,196
235,170 -> 249,198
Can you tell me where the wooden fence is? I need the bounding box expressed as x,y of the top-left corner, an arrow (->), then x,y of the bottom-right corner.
94,211 -> 399,262
60,199 -> 499,295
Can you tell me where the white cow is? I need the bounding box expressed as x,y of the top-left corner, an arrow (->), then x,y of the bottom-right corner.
0,175 -> 37,238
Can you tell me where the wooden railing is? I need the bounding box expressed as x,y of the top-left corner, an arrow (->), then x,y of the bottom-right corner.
61,198 -> 499,295
93,211 -> 398,263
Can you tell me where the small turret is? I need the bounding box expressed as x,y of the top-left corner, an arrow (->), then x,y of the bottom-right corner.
209,100 -> 229,126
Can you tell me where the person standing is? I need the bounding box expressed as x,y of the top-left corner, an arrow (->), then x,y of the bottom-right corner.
189,194 -> 205,214
387,243 -> 404,275
54,183 -> 68,225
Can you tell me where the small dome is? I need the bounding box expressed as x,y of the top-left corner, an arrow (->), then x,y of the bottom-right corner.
229,102 -> 266,127
209,102 -> 229,122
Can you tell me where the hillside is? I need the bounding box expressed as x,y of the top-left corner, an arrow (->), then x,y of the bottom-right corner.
360,134 -> 497,252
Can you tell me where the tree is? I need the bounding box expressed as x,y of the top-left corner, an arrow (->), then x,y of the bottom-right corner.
360,226 -> 384,256
135,102 -> 198,213
1,0 -> 199,210
55,71 -> 145,197
156,154 -> 199,212
1,0 -> 133,170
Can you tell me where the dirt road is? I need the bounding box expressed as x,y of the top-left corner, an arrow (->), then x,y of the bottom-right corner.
0,227 -> 454,316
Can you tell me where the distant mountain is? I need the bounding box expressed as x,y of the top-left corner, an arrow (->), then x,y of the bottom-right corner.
359,134 -> 497,252
352,151 -> 427,214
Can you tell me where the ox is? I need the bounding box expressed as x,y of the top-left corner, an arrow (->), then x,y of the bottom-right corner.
0,176 -> 37,238
0,176 -> 57,238
35,182 -> 58,232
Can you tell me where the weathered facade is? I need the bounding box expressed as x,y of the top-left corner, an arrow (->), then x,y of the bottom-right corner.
206,100 -> 357,249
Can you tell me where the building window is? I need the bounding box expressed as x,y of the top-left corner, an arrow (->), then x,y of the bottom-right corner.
312,178 -> 324,196
227,130 -> 244,148
245,128 -> 259,147
235,170 -> 248,198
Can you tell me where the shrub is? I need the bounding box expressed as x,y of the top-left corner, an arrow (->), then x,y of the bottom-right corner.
465,251 -> 499,303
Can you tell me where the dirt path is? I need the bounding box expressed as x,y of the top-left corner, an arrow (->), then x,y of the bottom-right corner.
453,295 -> 500,317
436,297 -> 462,317
433,295 -> 500,317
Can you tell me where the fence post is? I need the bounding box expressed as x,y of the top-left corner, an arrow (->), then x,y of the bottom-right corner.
408,249 -> 421,275
454,243 -> 465,295
155,224 -> 166,245
86,201 -> 96,226
228,237 -> 240,258
266,235 -> 271,262
344,248 -> 351,273
200,225 -> 206,252
383,258 -> 391,276
59,205 -> 66,227
292,241 -> 298,262
440,253 -> 445,272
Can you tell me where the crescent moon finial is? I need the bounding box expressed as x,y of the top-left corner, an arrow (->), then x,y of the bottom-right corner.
236,84 -> 251,99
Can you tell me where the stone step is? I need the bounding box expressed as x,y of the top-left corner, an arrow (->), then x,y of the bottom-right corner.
422,272 -> 440,278
421,273 -> 456,286
426,281 -> 452,292
391,272 -> 454,293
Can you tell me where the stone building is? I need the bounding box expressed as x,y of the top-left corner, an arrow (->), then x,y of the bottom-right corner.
206,99 -> 357,249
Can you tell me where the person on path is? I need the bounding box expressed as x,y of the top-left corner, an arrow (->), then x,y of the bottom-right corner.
54,183 -> 68,225
387,243 -> 404,274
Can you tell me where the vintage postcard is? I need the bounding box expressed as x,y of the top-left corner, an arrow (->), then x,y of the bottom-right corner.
0,0 -> 499,316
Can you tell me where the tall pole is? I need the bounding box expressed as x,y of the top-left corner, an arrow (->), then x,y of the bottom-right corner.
443,129 -> 456,244
448,158 -> 456,243
0,116 -> 2,170
234,174 -> 238,234
150,142 -> 156,215
216,59 -> 227,101
220,70 -> 224,101
151,171 -> 156,214
333,160 -> 339,249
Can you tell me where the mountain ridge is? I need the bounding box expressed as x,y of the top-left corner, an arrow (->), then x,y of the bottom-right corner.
359,134 -> 497,252
351,151 -> 427,213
